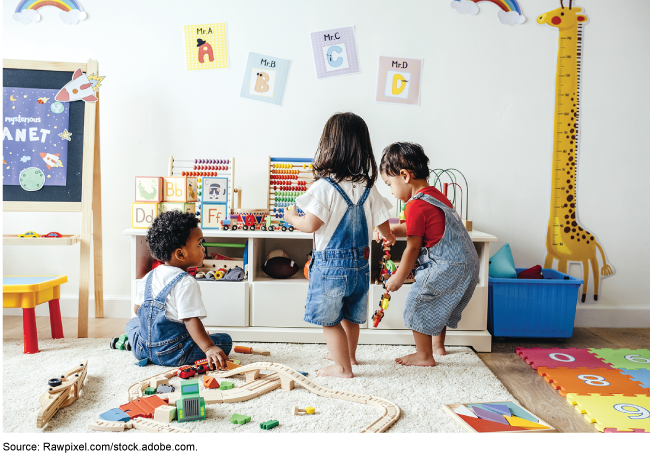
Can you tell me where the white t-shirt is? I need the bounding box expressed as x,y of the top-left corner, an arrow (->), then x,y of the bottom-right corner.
136,265 -> 207,321
296,178 -> 393,251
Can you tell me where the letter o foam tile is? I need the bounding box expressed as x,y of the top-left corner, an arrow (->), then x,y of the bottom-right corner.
537,367 -> 650,397
515,347 -> 610,370
566,393 -> 650,432
589,348 -> 650,371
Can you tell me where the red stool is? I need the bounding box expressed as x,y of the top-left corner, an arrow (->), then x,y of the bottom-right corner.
3,275 -> 67,354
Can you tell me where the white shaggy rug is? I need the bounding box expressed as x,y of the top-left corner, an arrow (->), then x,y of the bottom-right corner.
3,338 -> 516,433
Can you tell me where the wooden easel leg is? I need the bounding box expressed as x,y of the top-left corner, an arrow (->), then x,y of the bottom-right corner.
92,97 -> 104,318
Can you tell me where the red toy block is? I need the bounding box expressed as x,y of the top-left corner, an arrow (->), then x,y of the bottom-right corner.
516,347 -> 610,370
457,414 -> 527,432
119,395 -> 169,419
538,367 -> 650,397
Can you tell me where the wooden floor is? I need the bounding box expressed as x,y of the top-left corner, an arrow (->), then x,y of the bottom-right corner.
4,316 -> 648,433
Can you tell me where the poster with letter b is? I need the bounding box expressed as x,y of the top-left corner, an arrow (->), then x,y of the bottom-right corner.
240,53 -> 291,106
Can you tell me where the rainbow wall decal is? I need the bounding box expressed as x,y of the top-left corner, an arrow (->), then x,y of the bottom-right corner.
451,0 -> 526,25
13,0 -> 87,25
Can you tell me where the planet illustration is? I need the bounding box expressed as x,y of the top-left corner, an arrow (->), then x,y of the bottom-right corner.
19,167 -> 45,191
51,102 -> 65,114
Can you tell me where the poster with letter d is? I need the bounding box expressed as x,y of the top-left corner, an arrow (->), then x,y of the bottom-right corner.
376,56 -> 422,106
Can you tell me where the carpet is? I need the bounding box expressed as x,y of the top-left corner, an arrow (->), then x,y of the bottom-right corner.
3,338 -> 516,433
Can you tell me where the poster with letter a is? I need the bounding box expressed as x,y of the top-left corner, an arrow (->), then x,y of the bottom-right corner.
376,56 -> 422,106
310,26 -> 360,79
240,53 -> 291,106
184,23 -> 229,70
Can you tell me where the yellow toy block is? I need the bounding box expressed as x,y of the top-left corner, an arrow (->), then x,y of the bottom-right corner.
161,202 -> 196,215
163,177 -> 198,202
132,203 -> 161,229
504,415 -> 550,430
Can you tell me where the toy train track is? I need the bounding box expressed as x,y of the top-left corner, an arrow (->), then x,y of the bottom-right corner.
37,360 -> 88,428
126,362 -> 400,433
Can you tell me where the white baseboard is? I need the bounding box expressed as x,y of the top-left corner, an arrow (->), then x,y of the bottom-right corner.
2,294 -> 133,318
575,305 -> 650,328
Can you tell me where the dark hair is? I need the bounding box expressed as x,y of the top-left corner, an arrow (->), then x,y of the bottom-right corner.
146,211 -> 200,262
313,112 -> 377,186
380,142 -> 430,180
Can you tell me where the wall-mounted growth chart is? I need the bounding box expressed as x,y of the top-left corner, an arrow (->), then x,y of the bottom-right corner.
267,157 -> 315,231
537,1 -> 614,303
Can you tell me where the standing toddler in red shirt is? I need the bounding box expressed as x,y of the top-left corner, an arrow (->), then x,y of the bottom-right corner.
375,142 -> 479,366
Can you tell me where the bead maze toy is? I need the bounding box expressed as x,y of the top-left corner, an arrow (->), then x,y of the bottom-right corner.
442,401 -> 556,433
429,168 -> 471,231
266,157 -> 315,231
37,360 -> 88,429
126,362 -> 401,433
516,347 -> 650,432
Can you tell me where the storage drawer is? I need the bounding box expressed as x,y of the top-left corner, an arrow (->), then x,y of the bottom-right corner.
368,283 -> 487,331
251,281 -> 312,328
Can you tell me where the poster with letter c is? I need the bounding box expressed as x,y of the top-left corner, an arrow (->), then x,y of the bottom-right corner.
376,56 -> 422,106
310,26 -> 360,79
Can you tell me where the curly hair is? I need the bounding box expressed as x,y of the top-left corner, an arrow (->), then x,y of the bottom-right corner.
312,112 -> 377,187
146,211 -> 200,262
380,142 -> 430,180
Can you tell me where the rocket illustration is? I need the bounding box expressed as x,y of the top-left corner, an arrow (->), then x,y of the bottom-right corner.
40,153 -> 63,170
55,68 -> 98,103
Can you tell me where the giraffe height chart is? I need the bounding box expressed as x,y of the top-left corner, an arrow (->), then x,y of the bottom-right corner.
538,1 -> 614,303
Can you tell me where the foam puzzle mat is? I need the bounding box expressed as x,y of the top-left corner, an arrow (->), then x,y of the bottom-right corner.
517,347 -> 650,432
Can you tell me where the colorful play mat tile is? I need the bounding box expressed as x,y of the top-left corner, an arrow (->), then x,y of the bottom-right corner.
516,347 -> 610,370
589,349 -> 650,371
566,393 -> 650,432
537,367 -> 650,397
619,369 -> 650,389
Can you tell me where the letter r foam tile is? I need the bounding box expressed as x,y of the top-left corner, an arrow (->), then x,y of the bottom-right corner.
589,349 -> 650,371
619,369 -> 650,389
515,347 -> 610,370
537,367 -> 650,397
566,393 -> 650,432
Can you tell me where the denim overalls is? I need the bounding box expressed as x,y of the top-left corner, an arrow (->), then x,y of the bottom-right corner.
304,178 -> 371,326
403,192 -> 480,336
126,268 -> 232,366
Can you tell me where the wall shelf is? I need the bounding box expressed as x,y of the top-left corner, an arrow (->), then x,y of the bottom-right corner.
3,234 -> 81,246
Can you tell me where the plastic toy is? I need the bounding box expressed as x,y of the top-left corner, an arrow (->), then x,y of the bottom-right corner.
220,381 -> 235,390
99,408 -> 131,422
43,232 -> 62,238
157,384 -> 175,394
176,379 -> 206,422
231,414 -> 251,425
297,371 -> 308,376
292,406 -> 315,415
119,395 -> 169,419
178,365 -> 196,379
194,358 -> 213,374
37,360 -> 88,428
145,387 -> 157,395
260,419 -> 279,430
203,376 -> 220,389
234,346 -> 271,356
18,231 -> 40,238
127,362 -> 401,433
110,334 -> 131,351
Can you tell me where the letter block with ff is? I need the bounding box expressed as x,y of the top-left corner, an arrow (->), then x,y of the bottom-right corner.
132,202 -> 161,229
163,177 -> 198,202
201,204 -> 227,230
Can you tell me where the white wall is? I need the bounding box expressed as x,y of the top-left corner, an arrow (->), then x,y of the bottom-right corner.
3,0 -> 649,326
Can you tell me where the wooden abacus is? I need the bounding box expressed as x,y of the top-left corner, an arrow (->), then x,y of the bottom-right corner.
266,157 -> 315,230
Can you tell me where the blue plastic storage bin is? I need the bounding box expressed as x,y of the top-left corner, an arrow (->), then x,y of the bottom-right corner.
488,268 -> 583,338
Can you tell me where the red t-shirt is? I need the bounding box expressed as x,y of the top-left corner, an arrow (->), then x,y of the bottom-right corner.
405,186 -> 453,247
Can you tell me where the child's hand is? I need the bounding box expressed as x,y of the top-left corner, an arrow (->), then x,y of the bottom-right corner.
382,231 -> 397,247
205,345 -> 229,370
284,205 -> 298,223
385,273 -> 404,293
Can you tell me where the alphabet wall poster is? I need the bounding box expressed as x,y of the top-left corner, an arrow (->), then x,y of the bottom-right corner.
184,23 -> 229,70
310,26 -> 360,79
376,56 -> 422,106
3,88 -> 70,187
240,52 -> 291,106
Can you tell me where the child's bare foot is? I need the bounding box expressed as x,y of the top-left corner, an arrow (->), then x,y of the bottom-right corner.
432,345 -> 447,356
395,352 -> 437,367
316,364 -> 354,378
324,353 -> 358,365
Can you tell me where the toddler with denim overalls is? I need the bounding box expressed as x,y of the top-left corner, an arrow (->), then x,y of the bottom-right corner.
285,112 -> 394,378
125,211 -> 232,368
376,142 -> 479,367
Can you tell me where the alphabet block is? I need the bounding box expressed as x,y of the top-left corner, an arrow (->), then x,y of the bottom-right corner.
132,203 -> 161,229
161,202 -> 196,215
163,177 -> 198,202
201,204 -> 227,230
135,177 -> 164,203
201,177 -> 228,204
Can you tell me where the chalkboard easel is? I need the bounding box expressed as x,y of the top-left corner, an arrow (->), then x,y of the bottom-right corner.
3,59 -> 104,338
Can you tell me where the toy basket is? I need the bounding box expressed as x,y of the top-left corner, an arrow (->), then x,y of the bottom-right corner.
488,268 -> 583,339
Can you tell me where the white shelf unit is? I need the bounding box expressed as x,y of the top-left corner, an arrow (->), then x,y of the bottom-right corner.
124,228 -> 497,351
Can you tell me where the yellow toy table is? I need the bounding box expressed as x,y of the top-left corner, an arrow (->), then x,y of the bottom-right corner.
3,275 -> 67,354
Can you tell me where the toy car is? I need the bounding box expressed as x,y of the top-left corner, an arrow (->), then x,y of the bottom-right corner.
110,334 -> 132,351
18,231 -> 40,238
178,365 -> 197,379
43,232 -> 62,238
194,358 -> 213,374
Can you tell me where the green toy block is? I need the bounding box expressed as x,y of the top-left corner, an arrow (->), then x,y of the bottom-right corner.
220,381 -> 235,390
230,414 -> 251,425
144,387 -> 157,395
260,419 -> 279,430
